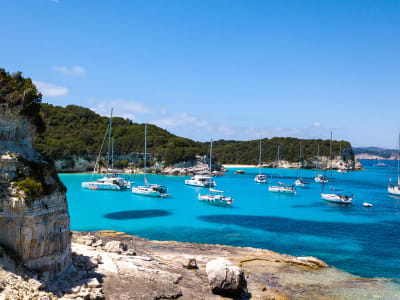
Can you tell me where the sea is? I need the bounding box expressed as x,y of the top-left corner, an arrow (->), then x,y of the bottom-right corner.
60,159 -> 400,279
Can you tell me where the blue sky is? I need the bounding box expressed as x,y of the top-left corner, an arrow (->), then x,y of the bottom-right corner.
1,0 -> 399,147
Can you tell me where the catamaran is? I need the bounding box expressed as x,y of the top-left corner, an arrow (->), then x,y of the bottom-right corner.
314,144 -> 328,183
185,140 -> 216,187
388,132 -> 400,195
295,141 -> 308,187
198,188 -> 233,206
82,109 -> 131,190
268,145 -> 296,194
254,138 -> 267,183
132,124 -> 169,197
321,132 -> 353,204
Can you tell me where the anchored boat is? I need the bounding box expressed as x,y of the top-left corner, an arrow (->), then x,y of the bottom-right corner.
82,108 -> 131,191
198,188 -> 233,206
321,132 -> 353,204
388,132 -> 400,196
255,138 -> 267,183
294,141 -> 308,188
314,144 -> 328,183
132,123 -> 169,197
268,145 -> 296,194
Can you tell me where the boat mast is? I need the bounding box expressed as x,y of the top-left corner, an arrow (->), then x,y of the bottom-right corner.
111,137 -> 114,171
144,123 -> 147,184
277,144 -> 280,180
329,132 -> 333,190
106,108 -> 113,174
398,131 -> 400,185
296,141 -> 302,179
259,138 -> 262,175
316,144 -> 320,176
209,139 -> 213,175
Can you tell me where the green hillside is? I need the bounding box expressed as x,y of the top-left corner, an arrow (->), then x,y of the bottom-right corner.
34,103 -> 353,166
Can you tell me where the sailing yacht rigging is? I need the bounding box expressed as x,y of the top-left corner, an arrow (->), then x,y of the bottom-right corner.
268,145 -> 296,194
132,124 -> 169,197
337,144 -> 347,174
314,144 -> 328,183
82,109 -> 131,190
185,140 -> 216,187
295,141 -> 308,187
321,132 -> 353,204
388,132 -> 400,195
254,138 -> 267,183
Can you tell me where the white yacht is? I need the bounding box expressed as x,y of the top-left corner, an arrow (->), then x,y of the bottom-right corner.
388,132 -> 400,196
185,139 -> 216,187
132,124 -> 169,197
294,141 -> 308,188
254,138 -> 267,183
185,174 -> 216,187
82,109 -> 131,191
337,168 -> 347,174
198,188 -> 233,206
268,145 -> 296,194
321,132 -> 353,204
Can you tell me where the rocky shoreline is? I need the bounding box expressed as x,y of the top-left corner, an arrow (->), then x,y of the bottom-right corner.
1,230 -> 399,299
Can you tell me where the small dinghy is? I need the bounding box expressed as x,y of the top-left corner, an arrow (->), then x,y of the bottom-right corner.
363,202 -> 373,207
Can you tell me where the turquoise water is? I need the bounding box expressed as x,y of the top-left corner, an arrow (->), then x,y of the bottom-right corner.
61,160 -> 400,279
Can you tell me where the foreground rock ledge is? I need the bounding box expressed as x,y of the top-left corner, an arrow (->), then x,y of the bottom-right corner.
1,230 -> 400,299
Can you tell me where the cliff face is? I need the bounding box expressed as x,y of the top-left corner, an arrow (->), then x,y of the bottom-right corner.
0,71 -> 71,275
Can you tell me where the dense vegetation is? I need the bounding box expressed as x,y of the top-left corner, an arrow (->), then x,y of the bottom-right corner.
35,104 -> 207,166
35,103 -> 353,166
0,69 -> 45,133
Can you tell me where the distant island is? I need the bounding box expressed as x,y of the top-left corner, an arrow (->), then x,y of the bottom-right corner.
34,103 -> 361,173
354,147 -> 399,160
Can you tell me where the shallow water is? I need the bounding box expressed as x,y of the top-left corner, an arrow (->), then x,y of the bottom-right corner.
61,160 -> 400,279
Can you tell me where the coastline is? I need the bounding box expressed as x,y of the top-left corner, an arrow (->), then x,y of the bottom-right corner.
71,230 -> 399,299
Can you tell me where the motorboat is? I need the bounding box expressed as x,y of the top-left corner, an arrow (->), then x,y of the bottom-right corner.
337,168 -> 347,174
255,174 -> 267,183
268,182 -> 296,194
388,132 -> 400,196
185,175 -> 216,187
132,184 -> 169,197
198,188 -> 233,206
315,174 -> 328,183
363,202 -> 373,207
295,178 -> 308,187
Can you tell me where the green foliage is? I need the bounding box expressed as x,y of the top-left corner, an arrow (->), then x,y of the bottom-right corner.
35,104 -> 207,165
34,103 -> 354,166
17,177 -> 43,198
0,69 -> 45,133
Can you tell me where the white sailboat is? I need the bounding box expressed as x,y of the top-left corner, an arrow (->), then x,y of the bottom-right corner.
254,138 -> 267,183
268,145 -> 296,194
321,132 -> 353,204
198,188 -> 233,206
185,140 -> 216,187
314,144 -> 328,183
82,108 -> 131,191
388,132 -> 400,195
295,141 -> 308,187
132,124 -> 169,197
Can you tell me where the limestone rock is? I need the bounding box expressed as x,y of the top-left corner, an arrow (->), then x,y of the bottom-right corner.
206,258 -> 247,296
182,258 -> 198,269
104,241 -> 127,253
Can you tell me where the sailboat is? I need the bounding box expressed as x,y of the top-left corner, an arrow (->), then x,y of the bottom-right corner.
132,124 -> 169,197
321,132 -> 353,204
185,140 -> 216,187
388,132 -> 400,195
295,141 -> 308,187
82,109 -> 131,190
254,138 -> 267,183
268,145 -> 296,194
314,144 -> 328,183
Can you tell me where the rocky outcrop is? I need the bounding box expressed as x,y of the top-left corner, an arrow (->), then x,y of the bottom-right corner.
206,258 -> 247,296
0,71 -> 71,275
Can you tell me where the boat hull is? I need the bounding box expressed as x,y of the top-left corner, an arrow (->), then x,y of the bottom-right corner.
268,186 -> 296,194
198,194 -> 232,206
82,182 -> 130,190
321,193 -> 353,204
388,186 -> 400,195
132,187 -> 167,197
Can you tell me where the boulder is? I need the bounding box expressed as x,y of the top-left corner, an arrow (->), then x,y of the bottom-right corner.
206,258 -> 247,296
104,241 -> 127,253
182,258 -> 198,269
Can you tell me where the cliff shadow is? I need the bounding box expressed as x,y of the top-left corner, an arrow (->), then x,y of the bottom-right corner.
104,209 -> 172,220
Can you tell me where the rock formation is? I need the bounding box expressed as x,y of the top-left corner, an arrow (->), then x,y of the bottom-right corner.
0,70 -> 71,275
